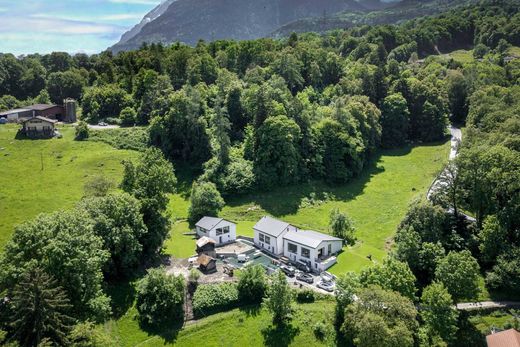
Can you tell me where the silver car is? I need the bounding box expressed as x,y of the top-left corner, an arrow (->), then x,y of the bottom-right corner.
317,280 -> 335,292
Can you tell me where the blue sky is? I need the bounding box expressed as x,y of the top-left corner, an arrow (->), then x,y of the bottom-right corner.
0,0 -> 162,55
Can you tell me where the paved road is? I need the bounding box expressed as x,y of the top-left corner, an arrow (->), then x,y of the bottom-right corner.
456,301 -> 520,311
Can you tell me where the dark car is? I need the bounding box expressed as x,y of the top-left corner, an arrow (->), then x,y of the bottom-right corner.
295,260 -> 311,273
296,272 -> 314,284
280,264 -> 296,277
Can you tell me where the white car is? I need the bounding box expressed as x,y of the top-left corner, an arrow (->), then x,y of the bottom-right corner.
317,280 -> 335,292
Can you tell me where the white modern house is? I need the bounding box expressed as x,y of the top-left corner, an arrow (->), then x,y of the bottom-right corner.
195,217 -> 236,246
283,229 -> 343,272
253,216 -> 343,272
253,216 -> 297,255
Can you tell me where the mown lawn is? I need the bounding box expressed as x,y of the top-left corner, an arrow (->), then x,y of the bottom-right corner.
166,141 -> 449,274
0,124 -> 136,249
101,299 -> 337,347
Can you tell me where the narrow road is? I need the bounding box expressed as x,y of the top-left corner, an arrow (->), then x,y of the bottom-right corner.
456,301 -> 520,311
427,125 -> 461,200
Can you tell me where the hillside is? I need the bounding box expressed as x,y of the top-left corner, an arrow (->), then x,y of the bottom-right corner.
110,0 -> 369,52
271,0 -> 474,37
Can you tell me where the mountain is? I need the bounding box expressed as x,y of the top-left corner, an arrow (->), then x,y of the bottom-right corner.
270,0 -> 472,38
110,0 -> 368,52
117,0 -> 177,46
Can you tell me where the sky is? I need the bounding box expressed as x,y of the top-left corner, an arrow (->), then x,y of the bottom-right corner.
0,0 -> 162,55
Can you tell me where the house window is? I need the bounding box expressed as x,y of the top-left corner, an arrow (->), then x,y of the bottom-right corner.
264,235 -> 271,245
223,226 -> 230,234
301,247 -> 310,259
259,233 -> 264,242
328,244 -> 332,254
288,243 -> 297,254
216,228 -> 223,235
199,227 -> 207,234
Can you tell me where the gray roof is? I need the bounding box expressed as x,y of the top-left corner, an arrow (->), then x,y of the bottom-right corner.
283,230 -> 342,249
22,116 -> 58,124
0,108 -> 31,116
195,216 -> 223,230
253,216 -> 290,237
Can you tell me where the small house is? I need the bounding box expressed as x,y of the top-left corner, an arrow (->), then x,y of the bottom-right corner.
197,254 -> 217,274
486,328 -> 520,347
195,217 -> 236,246
20,116 -> 57,138
196,236 -> 216,258
253,216 -> 296,256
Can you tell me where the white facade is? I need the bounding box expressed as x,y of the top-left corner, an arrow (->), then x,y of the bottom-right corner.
283,236 -> 343,272
195,217 -> 236,246
253,216 -> 296,256
253,216 -> 343,272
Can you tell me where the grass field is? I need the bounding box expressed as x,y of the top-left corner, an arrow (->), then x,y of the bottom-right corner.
101,299 -> 337,347
0,124 -> 136,249
165,141 -> 449,274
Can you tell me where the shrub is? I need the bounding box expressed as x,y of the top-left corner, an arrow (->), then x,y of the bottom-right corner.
88,127 -> 149,151
75,121 -> 89,140
313,321 -> 328,341
192,283 -> 239,317
120,107 -> 137,127
237,264 -> 267,304
136,268 -> 185,327
296,289 -> 315,303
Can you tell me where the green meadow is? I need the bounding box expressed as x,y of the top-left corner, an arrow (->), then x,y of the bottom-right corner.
0,124 -> 136,249
166,141 -> 450,274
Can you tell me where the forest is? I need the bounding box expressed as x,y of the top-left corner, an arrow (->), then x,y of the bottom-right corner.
0,1 -> 519,346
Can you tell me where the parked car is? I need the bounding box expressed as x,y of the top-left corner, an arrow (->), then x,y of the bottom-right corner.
296,272 -> 314,284
0,118 -> 7,124
280,264 -> 296,277
295,260 -> 311,273
98,121 -> 108,126
320,271 -> 336,282
317,280 -> 335,292
237,254 -> 249,263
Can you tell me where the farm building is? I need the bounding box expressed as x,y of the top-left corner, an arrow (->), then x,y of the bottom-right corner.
195,217 -> 236,246
0,100 -> 76,123
253,216 -> 343,272
20,116 -> 57,138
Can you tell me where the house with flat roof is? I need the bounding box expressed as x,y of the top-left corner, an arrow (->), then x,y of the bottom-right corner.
195,216 -> 236,246
253,216 -> 296,256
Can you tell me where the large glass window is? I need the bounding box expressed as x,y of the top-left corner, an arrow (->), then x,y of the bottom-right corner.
223,226 -> 230,234
216,228 -> 223,235
301,247 -> 310,258
288,243 -> 297,254
264,235 -> 271,245
259,233 -> 264,242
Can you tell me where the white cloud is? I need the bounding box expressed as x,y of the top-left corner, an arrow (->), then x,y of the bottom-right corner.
0,16 -> 123,36
100,13 -> 144,20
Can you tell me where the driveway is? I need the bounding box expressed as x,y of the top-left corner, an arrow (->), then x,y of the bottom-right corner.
88,124 -> 120,130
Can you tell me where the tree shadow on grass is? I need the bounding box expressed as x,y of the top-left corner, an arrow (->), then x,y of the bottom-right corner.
105,280 -> 137,319
261,321 -> 300,347
239,304 -> 262,317
139,317 -> 184,344
455,311 -> 486,347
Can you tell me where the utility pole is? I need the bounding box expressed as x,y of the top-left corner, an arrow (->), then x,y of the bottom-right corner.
41,152 -> 44,171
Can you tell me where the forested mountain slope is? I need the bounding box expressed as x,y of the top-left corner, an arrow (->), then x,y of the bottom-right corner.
111,0 -> 371,52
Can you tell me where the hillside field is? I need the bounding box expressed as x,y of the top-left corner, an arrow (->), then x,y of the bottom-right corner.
165,140 -> 450,273
0,124 -> 136,249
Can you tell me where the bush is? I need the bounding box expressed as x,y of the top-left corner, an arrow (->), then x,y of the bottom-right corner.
120,107 -> 137,127
136,268 -> 185,327
75,121 -> 89,140
192,283 -> 239,317
237,264 -> 267,304
313,321 -> 328,341
296,289 -> 315,303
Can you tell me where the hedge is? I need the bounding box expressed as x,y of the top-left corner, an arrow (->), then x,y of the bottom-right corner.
192,283 -> 239,317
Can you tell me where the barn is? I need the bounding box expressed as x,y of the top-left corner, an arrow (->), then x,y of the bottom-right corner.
20,116 -> 57,138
